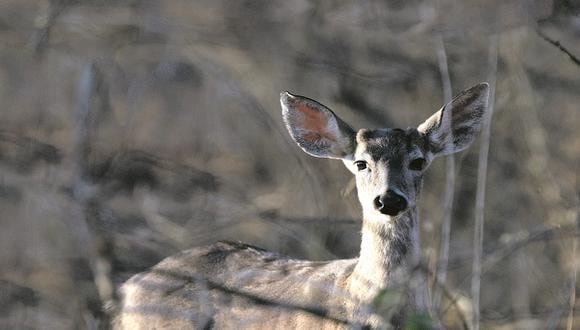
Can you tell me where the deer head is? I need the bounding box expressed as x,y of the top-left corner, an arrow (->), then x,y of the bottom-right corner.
280,83 -> 490,220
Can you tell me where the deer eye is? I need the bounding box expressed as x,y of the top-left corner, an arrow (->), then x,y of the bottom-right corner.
409,158 -> 426,171
354,160 -> 368,171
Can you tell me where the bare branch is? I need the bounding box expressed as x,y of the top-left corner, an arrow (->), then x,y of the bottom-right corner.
566,188 -> 579,330
432,35 -> 455,314
536,28 -> 580,67
482,225 -> 580,273
442,224 -> 580,319
471,35 -> 498,330
259,212 -> 360,225
71,62 -> 118,325
29,0 -> 77,56
411,263 -> 469,330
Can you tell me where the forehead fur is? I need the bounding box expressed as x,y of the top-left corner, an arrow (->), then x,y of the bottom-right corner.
356,128 -> 427,160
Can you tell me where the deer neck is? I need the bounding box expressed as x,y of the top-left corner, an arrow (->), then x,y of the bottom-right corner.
348,207 -> 417,301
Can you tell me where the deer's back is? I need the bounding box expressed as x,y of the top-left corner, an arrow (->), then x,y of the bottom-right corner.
115,241 -> 361,329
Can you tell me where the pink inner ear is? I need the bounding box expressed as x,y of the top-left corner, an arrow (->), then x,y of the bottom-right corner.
296,103 -> 337,142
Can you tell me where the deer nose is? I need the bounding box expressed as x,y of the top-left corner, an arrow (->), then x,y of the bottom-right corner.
374,190 -> 408,216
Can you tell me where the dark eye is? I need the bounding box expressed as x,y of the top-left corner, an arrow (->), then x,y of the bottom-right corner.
354,160 -> 367,171
409,158 -> 426,171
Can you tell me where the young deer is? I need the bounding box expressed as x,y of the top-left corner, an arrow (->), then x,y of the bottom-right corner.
116,83 -> 490,329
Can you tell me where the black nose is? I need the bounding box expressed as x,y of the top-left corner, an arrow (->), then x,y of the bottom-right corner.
374,190 -> 408,216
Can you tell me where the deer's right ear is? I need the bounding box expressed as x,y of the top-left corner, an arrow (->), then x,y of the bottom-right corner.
281,92 -> 356,160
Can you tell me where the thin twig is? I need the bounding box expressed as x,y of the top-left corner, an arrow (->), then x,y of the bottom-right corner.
29,0 -> 77,55
260,213 -> 360,225
189,54 -> 327,214
72,62 -> 117,326
567,186 -> 579,330
432,35 -> 455,314
470,304 -> 580,322
536,28 -> 580,67
471,35 -> 498,330
442,224 -> 580,318
413,264 -> 469,330
482,225 -> 580,273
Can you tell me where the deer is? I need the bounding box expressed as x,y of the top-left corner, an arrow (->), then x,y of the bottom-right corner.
115,83 -> 490,329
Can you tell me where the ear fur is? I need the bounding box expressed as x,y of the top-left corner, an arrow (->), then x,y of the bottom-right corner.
418,83 -> 490,156
280,92 -> 355,160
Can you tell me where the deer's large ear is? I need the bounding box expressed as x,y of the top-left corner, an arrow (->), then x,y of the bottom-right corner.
418,83 -> 490,156
281,92 -> 356,160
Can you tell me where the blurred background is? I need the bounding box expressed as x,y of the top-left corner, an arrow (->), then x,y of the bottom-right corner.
0,0 -> 578,329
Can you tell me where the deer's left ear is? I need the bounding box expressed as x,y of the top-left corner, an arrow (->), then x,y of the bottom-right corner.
418,83 -> 490,156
